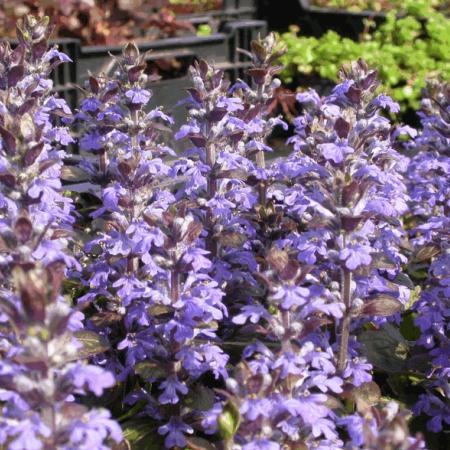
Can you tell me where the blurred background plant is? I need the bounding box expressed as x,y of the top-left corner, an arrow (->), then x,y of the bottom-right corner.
309,0 -> 449,14
0,0 -> 209,45
279,1 -> 450,120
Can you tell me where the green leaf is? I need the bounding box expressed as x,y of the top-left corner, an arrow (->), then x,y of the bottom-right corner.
121,420 -> 164,450
74,329 -> 110,360
134,361 -> 167,380
185,436 -> 217,450
218,399 -> 240,440
359,324 -> 410,373
391,272 -> 415,289
359,295 -> 403,317
400,313 -> 421,341
184,384 -> 215,411
60,165 -> 91,182
350,381 -> 381,413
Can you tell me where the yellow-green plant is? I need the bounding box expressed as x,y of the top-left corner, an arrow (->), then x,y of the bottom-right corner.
280,6 -> 450,111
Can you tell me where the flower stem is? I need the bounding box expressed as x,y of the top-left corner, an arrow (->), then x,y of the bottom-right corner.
256,150 -> 267,207
206,141 -> 218,256
337,267 -> 352,373
170,270 -> 180,303
255,83 -> 267,207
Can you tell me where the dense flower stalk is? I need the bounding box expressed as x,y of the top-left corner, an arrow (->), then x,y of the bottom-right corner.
0,15 -> 76,291
0,16 -> 122,449
284,59 -> 410,372
77,43 -> 229,448
235,33 -> 287,207
0,263 -> 122,449
407,80 -> 450,433
220,60 -> 424,449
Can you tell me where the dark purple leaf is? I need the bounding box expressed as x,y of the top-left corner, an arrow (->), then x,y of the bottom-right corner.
187,88 -> 202,104
334,117 -> 350,139
7,65 -> 24,87
207,107 -> 227,123
250,40 -> 267,62
88,76 -> 100,94
123,42 -> 139,62
128,64 -> 146,83
15,268 -> 46,322
189,133 -> 206,147
31,39 -> 48,61
0,172 -> 16,188
17,98 -> 36,115
0,126 -> 17,155
24,142 -> 44,166
346,86 -> 362,103
198,59 -> 209,78
14,216 -> 33,244
247,68 -> 267,85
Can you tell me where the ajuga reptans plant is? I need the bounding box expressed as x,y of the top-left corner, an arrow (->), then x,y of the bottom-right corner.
0,15 -> 122,450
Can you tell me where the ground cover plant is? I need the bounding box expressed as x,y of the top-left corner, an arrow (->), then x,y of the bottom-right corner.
279,2 -> 450,114
0,13 -> 449,450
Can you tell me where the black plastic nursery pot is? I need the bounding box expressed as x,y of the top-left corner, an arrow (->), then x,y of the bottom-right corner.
297,0 -> 386,39
41,19 -> 266,151
258,0 -> 386,38
176,0 -> 257,23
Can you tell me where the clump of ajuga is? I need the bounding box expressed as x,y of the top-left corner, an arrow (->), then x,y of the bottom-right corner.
219,60 -> 424,449
0,15 -> 76,291
0,263 -> 122,449
76,43 -> 229,448
407,81 -> 450,433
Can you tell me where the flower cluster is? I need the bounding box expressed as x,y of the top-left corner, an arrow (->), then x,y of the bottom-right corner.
0,15 -> 76,290
0,264 -> 122,449
285,59 -> 410,369
407,80 -> 450,433
1,13 -> 448,450
0,16 -> 121,449
75,43 -> 229,448
220,59 -> 424,449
